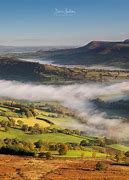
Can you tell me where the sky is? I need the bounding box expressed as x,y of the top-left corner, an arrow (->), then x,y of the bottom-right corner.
0,0 -> 129,46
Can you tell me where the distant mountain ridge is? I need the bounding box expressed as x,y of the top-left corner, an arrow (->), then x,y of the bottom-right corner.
1,39 -> 129,68
30,39 -> 129,68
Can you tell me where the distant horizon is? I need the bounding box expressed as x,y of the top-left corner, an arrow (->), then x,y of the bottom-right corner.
0,38 -> 129,47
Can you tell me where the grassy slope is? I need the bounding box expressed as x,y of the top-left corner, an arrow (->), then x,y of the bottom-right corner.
0,102 -> 128,156
0,116 -> 8,121
0,128 -> 88,143
107,144 -> 129,152
0,104 -> 91,144
37,114 -> 76,127
53,150 -> 106,158
0,106 -> 19,117
14,117 -> 50,128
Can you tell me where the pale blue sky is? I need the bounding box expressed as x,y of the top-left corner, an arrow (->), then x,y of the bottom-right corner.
0,0 -> 129,46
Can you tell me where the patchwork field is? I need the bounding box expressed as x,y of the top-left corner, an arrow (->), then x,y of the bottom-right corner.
0,99 -> 129,175
14,117 -> 50,128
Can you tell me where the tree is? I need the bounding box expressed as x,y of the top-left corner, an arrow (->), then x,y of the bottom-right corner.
80,140 -> 90,147
29,106 -> 37,116
92,151 -> 96,159
49,144 -> 56,151
34,140 -> 43,148
96,162 -> 105,171
20,107 -> 33,118
115,152 -> 125,162
34,123 -> 40,129
5,126 -> 9,132
22,124 -> 28,132
28,126 -> 33,132
81,152 -> 85,159
8,118 -> 16,127
28,142 -> 35,151
17,120 -> 24,127
115,154 -> 120,162
39,145 -> 46,152
58,144 -> 68,155
96,138 -> 106,147
125,151 -> 129,157
45,151 -> 52,160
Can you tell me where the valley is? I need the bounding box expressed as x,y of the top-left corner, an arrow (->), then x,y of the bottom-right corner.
0,57 -> 129,84
0,55 -> 129,179
1,0 -> 129,179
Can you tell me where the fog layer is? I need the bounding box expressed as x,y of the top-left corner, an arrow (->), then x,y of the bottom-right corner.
0,80 -> 129,139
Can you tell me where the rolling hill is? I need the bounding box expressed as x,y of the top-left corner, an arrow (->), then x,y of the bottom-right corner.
24,39 -> 129,68
0,57 -> 129,83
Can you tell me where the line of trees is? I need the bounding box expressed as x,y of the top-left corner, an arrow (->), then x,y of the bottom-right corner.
0,138 -> 69,157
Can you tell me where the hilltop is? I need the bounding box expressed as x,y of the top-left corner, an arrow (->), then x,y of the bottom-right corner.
17,39 -> 129,68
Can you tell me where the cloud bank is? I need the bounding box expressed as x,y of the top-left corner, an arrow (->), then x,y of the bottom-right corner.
0,79 -> 129,139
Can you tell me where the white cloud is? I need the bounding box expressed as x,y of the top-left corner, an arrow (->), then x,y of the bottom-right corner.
0,79 -> 129,139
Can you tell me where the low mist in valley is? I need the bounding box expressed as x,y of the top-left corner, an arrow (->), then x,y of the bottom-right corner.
19,58 -> 128,71
0,79 -> 129,140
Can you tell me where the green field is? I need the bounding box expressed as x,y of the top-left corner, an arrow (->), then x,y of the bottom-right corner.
52,150 -> 106,158
0,106 -> 10,111
0,128 -> 89,143
0,116 -> 8,121
0,100 -> 129,159
0,102 -> 92,144
107,144 -> 129,152
0,105 -> 19,117
14,117 -> 50,128
37,113 -> 76,127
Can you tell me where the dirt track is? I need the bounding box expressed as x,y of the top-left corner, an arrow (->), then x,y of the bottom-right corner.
0,155 -> 129,180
